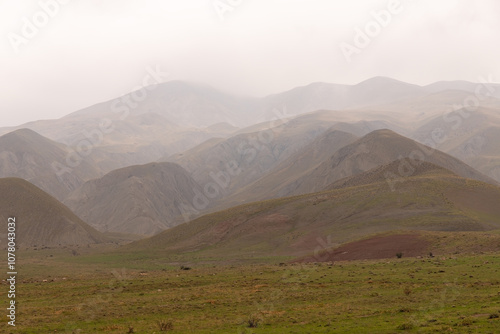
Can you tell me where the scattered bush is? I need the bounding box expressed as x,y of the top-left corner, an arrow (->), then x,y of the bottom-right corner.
397,322 -> 414,330
157,320 -> 174,331
396,252 -> 403,259
489,313 -> 499,319
459,317 -> 473,326
127,326 -> 135,333
247,315 -> 260,328
180,265 -> 191,270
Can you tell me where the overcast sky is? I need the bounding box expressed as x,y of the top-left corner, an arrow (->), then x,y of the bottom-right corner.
1,0 -> 499,127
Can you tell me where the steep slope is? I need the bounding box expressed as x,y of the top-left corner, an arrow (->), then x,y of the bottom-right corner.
124,165 -> 500,261
280,129 -> 497,197
169,115 -> 337,199
412,107 -> 500,182
0,129 -> 100,201
0,178 -> 109,247
328,158 -> 454,189
226,128 -> 359,205
64,162 -> 203,235
170,110 -> 404,210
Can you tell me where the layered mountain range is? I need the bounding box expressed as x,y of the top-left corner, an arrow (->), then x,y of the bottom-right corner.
1,77 -> 500,248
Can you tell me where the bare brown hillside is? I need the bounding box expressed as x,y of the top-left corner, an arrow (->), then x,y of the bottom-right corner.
280,129 -> 497,197
0,129 -> 100,201
226,128 -> 359,206
65,162 -> 204,235
0,178 -> 109,247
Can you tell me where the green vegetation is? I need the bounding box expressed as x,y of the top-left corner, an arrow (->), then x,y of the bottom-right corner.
122,173 -> 500,264
7,248 -> 500,333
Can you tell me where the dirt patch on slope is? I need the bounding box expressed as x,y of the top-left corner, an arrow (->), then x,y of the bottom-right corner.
298,233 -> 429,262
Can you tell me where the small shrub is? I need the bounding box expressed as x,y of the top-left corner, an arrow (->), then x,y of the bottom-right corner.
489,313 -> 499,319
180,265 -> 191,270
157,320 -> 174,331
429,252 -> 434,257
460,317 -> 473,326
397,322 -> 414,330
396,252 -> 403,259
247,315 -> 260,328
127,326 -> 135,334
403,286 -> 412,296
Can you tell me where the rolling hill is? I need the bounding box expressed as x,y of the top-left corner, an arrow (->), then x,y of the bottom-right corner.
0,129 -> 100,201
226,129 -> 496,206
411,107 -> 500,182
274,129 -> 497,197
224,128 -> 360,206
168,114 -> 339,198
0,178 -> 109,247
64,162 -> 204,235
123,161 -> 500,262
168,110 -> 405,209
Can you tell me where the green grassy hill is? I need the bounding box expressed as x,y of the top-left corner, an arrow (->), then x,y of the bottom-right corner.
123,161 -> 500,263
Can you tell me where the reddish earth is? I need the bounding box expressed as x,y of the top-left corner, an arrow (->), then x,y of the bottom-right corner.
297,233 -> 430,262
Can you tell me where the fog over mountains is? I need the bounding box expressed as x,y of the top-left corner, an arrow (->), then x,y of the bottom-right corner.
1,76 -> 500,242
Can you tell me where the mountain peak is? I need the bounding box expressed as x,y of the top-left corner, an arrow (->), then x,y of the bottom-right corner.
363,128 -> 402,140
2,128 -> 44,140
356,76 -> 405,85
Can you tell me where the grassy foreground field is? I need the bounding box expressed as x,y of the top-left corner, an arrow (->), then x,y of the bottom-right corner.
3,248 -> 500,333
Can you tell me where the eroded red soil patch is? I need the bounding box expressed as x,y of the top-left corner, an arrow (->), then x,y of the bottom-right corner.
298,233 -> 429,262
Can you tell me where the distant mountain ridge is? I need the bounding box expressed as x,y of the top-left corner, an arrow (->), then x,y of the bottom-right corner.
3,76 -> 498,145
1,76 -> 498,182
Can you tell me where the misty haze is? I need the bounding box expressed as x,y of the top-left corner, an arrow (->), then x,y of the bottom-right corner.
1,0 -> 500,332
